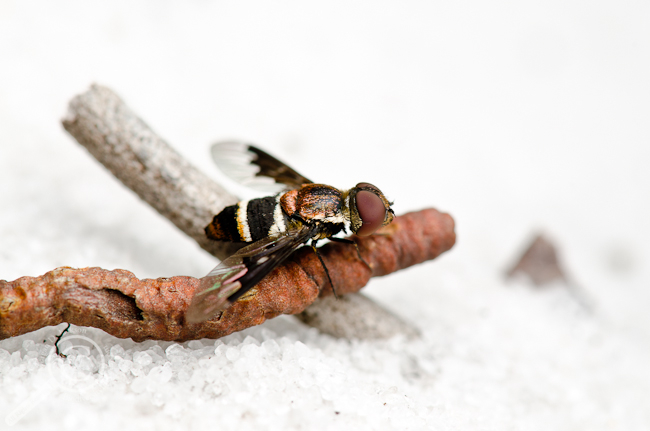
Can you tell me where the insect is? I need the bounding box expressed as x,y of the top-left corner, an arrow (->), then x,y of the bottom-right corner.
185,141 -> 395,323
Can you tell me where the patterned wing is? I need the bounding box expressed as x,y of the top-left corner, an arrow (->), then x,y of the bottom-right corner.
185,224 -> 316,323
211,140 -> 313,193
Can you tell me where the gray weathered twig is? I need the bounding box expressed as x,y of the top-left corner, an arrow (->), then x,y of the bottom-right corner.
61,84 -> 238,260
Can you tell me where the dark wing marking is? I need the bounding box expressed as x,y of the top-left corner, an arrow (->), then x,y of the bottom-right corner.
211,141 -> 312,192
185,224 -> 317,323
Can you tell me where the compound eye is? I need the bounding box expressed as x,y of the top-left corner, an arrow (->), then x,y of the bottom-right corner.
355,189 -> 386,236
356,182 -> 379,192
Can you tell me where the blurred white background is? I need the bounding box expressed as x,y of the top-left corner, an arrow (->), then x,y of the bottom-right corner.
1,1 -> 649,430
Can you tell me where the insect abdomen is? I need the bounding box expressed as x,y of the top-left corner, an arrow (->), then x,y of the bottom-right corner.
205,195 -> 286,242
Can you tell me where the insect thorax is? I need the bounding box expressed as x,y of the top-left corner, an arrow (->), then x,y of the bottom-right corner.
280,184 -> 347,224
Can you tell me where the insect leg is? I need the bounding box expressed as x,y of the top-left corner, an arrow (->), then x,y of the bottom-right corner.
328,237 -> 370,268
311,240 -> 338,299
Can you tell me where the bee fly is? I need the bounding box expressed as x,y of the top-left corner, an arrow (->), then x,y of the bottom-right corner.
185,141 -> 395,323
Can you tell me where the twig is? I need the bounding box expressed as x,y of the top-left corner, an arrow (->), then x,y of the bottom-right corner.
54,323 -> 72,357
61,84 -> 239,260
0,209 -> 455,342
296,292 -> 420,340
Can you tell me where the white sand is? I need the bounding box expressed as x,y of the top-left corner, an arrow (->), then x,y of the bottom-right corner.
1,2 -> 649,430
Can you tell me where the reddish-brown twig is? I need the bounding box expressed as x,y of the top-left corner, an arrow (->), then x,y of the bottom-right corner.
0,209 -> 455,342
